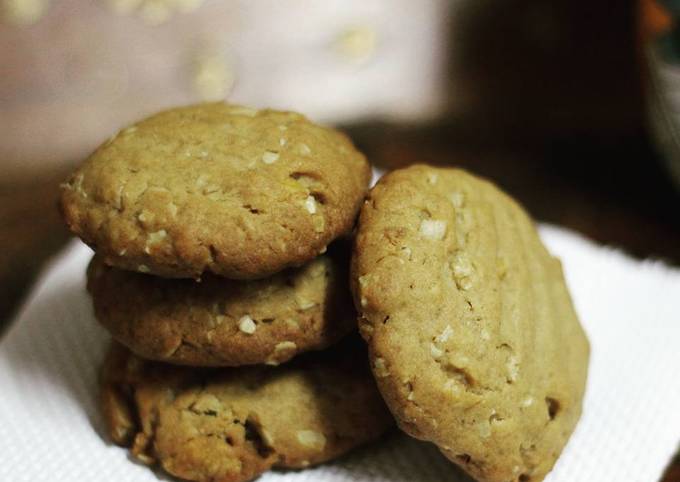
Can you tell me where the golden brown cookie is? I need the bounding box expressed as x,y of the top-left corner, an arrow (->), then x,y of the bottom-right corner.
87,243 -> 354,367
352,165 -> 589,482
61,103 -> 371,279
100,339 -> 393,482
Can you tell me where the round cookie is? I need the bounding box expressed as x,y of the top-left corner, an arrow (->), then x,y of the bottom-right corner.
61,102 -> 371,279
100,340 -> 393,482
87,244 -> 354,367
352,165 -> 589,482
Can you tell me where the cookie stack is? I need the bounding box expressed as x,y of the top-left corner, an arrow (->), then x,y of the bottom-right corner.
60,103 -> 392,482
61,102 -> 590,482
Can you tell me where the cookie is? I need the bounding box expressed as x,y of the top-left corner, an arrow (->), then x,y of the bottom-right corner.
352,165 -> 589,482
61,102 -> 371,279
87,243 -> 354,367
100,340 -> 393,482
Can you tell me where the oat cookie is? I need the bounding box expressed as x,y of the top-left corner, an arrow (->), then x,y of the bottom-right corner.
87,244 -> 354,366
352,165 -> 589,482
61,102 -> 371,279
100,340 -> 392,482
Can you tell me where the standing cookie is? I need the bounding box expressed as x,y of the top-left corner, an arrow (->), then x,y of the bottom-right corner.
100,340 -> 393,482
352,165 -> 589,482
87,244 -> 354,366
61,103 -> 371,279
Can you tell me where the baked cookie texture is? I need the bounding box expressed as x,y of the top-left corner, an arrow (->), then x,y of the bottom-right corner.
351,165 -> 589,482
61,102 -> 371,279
87,243 -> 354,366
100,340 -> 392,482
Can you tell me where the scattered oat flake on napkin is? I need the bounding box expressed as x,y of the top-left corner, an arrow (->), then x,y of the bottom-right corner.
1,224 -> 679,482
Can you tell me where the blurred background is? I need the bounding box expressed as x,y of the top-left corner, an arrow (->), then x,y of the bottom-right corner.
0,0 -> 679,467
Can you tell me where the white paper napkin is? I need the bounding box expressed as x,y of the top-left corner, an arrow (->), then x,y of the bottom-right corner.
1,225 -> 679,482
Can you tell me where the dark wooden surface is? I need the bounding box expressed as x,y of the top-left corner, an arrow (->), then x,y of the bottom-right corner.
0,169 -> 71,336
349,124 -> 680,265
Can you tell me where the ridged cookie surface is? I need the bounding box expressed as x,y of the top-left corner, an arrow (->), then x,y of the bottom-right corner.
87,244 -> 354,366
61,103 -> 371,279
352,165 -> 589,482
101,340 -> 392,482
